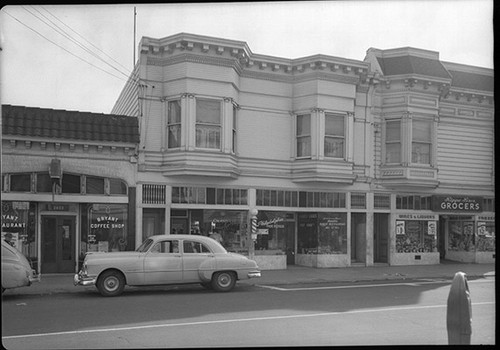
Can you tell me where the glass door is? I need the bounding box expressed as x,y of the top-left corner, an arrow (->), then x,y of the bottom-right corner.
41,216 -> 76,273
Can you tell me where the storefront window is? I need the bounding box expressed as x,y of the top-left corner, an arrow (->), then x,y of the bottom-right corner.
297,212 -> 347,254
396,219 -> 437,253
1,201 -> 37,264
81,204 -> 129,254
447,218 -> 475,251
477,221 -> 495,252
255,211 -> 292,255
202,210 -> 248,254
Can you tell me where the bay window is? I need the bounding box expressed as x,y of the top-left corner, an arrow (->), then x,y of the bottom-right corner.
385,120 -> 401,163
167,100 -> 181,149
412,119 -> 432,164
196,99 -> 221,149
296,114 -> 311,157
324,113 -> 345,158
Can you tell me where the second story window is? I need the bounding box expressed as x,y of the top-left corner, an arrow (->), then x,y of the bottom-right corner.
385,120 -> 401,163
167,100 -> 181,149
196,99 -> 221,149
324,113 -> 345,158
412,119 -> 432,164
296,114 -> 311,158
232,105 -> 237,153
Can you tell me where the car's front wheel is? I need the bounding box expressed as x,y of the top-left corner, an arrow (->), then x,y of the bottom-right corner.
97,270 -> 125,297
211,271 -> 236,292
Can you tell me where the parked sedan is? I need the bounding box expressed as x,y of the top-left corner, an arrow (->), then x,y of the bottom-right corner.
1,240 -> 40,293
74,234 -> 261,297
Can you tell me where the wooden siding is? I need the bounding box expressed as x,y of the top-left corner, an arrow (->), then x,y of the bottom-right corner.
111,66 -> 140,117
437,121 -> 493,186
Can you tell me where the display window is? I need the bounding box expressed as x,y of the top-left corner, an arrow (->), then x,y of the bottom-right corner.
476,221 -> 495,252
447,217 -> 475,252
297,212 -> 347,254
1,201 -> 37,263
395,218 -> 437,253
255,211 -> 293,255
81,204 -> 129,254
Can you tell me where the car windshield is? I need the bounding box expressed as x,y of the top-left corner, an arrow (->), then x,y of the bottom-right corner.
136,238 -> 154,252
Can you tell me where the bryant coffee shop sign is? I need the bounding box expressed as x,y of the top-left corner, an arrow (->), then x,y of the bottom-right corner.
432,196 -> 482,212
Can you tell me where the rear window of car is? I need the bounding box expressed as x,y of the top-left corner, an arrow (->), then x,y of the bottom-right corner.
183,240 -> 211,254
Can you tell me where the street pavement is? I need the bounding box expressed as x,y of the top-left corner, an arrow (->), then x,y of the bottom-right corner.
2,261 -> 495,296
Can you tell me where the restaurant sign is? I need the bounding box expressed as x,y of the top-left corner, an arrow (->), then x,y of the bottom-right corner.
431,196 -> 482,213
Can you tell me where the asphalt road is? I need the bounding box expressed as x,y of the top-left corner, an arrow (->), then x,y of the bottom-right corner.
1,276 -> 495,348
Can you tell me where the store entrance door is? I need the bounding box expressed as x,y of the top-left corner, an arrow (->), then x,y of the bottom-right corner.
41,216 -> 76,273
374,213 -> 389,263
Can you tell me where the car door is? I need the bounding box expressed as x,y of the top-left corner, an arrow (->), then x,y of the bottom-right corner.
181,239 -> 215,282
143,239 -> 183,285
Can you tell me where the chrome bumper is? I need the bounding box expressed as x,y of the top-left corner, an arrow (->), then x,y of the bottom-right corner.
74,273 -> 97,286
247,271 -> 261,278
29,270 -> 40,284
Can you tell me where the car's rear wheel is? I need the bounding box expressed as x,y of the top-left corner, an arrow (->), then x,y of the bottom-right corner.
97,270 -> 125,297
211,271 -> 236,292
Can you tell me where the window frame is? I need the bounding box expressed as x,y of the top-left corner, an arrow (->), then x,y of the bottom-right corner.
167,99 -> 182,149
411,118 -> 433,165
384,119 -> 402,164
296,114 -> 311,158
195,98 -> 222,150
324,113 -> 345,159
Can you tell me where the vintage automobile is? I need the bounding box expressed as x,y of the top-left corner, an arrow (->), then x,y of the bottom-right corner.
1,240 -> 40,293
74,234 -> 261,297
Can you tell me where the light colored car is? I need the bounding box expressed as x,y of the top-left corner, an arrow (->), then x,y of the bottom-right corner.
74,234 -> 261,297
1,240 -> 40,293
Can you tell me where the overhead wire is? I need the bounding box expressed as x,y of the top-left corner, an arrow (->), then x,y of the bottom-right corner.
39,5 -> 132,76
3,9 -> 129,84
22,5 -> 132,80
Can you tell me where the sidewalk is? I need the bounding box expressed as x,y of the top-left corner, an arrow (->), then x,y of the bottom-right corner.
2,262 -> 495,296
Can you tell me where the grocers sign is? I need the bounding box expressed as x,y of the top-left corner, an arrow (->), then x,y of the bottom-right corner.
431,196 -> 482,212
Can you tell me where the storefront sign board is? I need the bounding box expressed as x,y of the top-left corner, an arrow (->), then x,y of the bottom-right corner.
431,196 -> 482,212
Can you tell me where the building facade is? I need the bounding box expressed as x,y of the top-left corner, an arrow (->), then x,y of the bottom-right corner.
2,33 -> 494,273
1,105 -> 140,273
110,33 -> 494,269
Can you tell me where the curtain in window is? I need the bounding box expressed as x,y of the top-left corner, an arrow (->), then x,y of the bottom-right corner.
167,101 -> 181,148
412,120 -> 432,164
296,115 -> 311,157
325,114 -> 345,158
196,100 -> 221,149
385,120 -> 401,163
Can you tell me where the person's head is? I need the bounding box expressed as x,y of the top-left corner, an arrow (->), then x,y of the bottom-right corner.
4,233 -> 13,242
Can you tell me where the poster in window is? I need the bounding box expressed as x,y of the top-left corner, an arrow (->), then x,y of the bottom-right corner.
427,221 -> 436,236
396,221 -> 405,235
477,222 -> 486,236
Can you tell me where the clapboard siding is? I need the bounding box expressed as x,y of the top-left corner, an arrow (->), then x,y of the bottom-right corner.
437,122 -> 493,185
111,66 -> 140,117
237,109 -> 292,160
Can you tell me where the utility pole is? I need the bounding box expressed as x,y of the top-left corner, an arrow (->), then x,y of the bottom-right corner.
133,6 -> 137,69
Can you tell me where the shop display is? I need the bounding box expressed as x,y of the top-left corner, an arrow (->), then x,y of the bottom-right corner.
395,220 -> 437,253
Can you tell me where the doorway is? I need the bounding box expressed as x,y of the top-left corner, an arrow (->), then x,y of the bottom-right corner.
374,213 -> 389,263
351,213 -> 366,263
41,216 -> 76,273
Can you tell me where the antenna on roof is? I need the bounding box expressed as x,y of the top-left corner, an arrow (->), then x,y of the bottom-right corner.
133,6 -> 137,69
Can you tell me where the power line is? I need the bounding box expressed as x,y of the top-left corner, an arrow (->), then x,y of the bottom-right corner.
23,5 -> 131,80
3,10 -> 129,83
39,5 -> 132,74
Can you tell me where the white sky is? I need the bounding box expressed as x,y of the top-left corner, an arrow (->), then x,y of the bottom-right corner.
0,1 -> 494,114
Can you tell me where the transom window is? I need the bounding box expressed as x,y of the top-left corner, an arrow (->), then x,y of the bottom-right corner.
296,114 -> 311,157
324,113 -> 345,158
196,99 -> 221,149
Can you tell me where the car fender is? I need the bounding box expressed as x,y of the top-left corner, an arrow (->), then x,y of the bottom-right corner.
197,257 -> 216,282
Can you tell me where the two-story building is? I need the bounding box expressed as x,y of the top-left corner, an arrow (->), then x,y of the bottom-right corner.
2,33 -> 493,273
110,33 -> 494,269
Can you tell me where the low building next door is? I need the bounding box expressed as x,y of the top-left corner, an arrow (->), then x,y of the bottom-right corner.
41,216 -> 76,273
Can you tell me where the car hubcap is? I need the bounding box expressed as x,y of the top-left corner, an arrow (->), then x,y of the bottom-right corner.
105,277 -> 119,291
218,274 -> 231,287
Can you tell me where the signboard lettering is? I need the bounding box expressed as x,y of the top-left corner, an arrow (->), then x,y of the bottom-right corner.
432,196 -> 482,212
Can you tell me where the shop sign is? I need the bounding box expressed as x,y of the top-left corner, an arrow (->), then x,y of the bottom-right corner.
477,215 -> 494,221
396,214 -> 439,220
432,196 -> 482,212
90,216 -> 125,229
1,214 -> 27,229
258,217 -> 285,229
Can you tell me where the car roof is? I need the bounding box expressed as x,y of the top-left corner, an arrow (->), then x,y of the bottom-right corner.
147,234 -> 227,253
